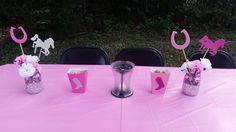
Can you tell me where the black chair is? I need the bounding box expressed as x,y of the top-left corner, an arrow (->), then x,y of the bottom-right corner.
60,46 -> 110,65
188,50 -> 235,69
115,48 -> 164,66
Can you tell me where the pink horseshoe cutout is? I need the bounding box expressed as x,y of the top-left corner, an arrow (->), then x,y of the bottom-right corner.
171,29 -> 190,50
10,26 -> 27,44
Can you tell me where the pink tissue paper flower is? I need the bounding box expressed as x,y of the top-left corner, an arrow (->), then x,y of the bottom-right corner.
14,55 -> 27,65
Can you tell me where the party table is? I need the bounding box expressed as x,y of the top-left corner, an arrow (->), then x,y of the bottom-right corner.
0,64 -> 236,132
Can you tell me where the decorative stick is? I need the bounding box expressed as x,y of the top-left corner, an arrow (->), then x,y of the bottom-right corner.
182,49 -> 188,62
38,48 -> 42,59
171,29 -> 190,62
182,49 -> 190,71
10,26 -> 27,55
203,48 -> 209,58
19,44 -> 25,55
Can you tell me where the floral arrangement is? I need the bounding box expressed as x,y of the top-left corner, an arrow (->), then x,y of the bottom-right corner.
14,55 -> 41,78
181,58 -> 212,72
180,59 -> 211,86
10,26 -> 54,94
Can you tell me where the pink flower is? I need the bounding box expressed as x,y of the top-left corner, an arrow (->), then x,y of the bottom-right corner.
31,62 -> 42,72
14,55 -> 27,65
192,60 -> 204,72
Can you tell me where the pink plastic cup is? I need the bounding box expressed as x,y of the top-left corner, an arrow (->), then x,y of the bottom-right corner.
67,68 -> 88,93
151,69 -> 170,94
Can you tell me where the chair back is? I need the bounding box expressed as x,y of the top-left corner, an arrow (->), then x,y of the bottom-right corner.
60,46 -> 110,65
115,48 -> 164,66
188,50 -> 235,69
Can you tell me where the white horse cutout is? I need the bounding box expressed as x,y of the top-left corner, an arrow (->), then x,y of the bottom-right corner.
31,34 -> 54,56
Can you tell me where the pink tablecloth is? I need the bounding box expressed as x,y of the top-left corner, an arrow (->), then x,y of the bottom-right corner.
0,64 -> 236,132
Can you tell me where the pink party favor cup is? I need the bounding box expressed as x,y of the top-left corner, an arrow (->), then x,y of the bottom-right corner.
67,68 -> 88,93
151,69 -> 170,94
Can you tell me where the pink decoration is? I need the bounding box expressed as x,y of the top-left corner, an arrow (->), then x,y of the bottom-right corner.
171,29 -> 190,50
31,62 -> 42,72
151,69 -> 170,94
192,60 -> 204,71
199,35 -> 225,56
14,55 -> 27,65
10,26 -> 27,44
10,26 -> 28,55
67,68 -> 88,93
183,60 -> 203,84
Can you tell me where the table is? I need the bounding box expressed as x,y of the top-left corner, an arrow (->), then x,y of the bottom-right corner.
0,64 -> 236,132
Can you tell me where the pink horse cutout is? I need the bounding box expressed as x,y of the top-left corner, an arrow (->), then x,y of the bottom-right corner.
199,36 -> 225,56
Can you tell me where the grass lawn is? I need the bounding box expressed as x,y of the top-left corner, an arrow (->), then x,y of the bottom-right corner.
1,29 -> 236,67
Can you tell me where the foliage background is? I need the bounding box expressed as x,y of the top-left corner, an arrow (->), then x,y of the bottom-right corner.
1,0 -> 236,66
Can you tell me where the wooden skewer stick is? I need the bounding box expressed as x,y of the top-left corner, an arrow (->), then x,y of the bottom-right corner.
38,48 -> 42,59
182,49 -> 188,62
19,44 -> 24,55
182,49 -> 191,72
203,48 -> 209,58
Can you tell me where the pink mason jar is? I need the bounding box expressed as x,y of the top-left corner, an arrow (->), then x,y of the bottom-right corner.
24,72 -> 43,94
182,67 -> 202,96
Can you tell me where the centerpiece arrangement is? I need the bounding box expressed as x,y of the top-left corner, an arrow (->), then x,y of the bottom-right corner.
15,55 -> 42,94
171,29 -> 225,96
10,26 -> 54,94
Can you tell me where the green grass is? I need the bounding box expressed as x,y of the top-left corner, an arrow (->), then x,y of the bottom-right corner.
1,29 -> 236,67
